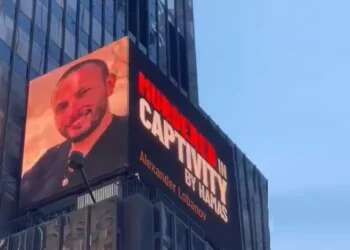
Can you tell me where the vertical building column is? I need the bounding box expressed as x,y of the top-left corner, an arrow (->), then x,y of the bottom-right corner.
184,0 -> 198,105
0,0 -> 35,226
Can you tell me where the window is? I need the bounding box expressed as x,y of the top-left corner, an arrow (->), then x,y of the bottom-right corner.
31,42 -> 45,73
79,4 -> 90,34
63,53 -> 72,64
175,219 -> 189,250
47,55 -> 59,71
165,211 -> 173,238
62,209 -> 88,250
90,199 -> 117,250
176,0 -> 185,35
0,10 -> 14,46
78,43 -> 88,57
48,40 -> 61,61
155,238 -> 161,250
92,1 -> 102,45
92,18 -> 102,45
192,233 -> 205,250
34,0 -> 48,32
185,0 -> 197,87
0,62 -> 9,148
167,0 -> 179,81
32,219 -> 60,249
33,26 -> 46,46
168,0 -> 175,24
0,237 -> 8,249
13,55 -> 27,77
8,72 -> 26,126
20,0 -> 34,19
148,0 -> 157,64
105,31 -> 113,44
128,0 -> 137,36
139,0 -> 148,47
154,207 -> 160,232
29,68 -> 39,79
10,232 -> 26,250
15,28 -> 30,62
179,35 -> 189,92
105,0 -> 114,36
0,38 -> 11,64
65,0 -> 77,33
50,16 -> 62,47
116,0 -> 126,38
91,40 -> 99,51
64,0 -> 77,58
67,0 -> 77,11
168,23 -> 178,81
157,0 -> 167,74
79,30 -> 89,48
56,0 -> 64,9
92,0 -> 102,21
64,29 -> 75,58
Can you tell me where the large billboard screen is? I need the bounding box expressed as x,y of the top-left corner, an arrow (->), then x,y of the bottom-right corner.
20,38 -> 129,209
129,43 -> 242,249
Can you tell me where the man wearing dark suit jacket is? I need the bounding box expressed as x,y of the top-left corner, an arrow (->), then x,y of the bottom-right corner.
21,59 -> 127,207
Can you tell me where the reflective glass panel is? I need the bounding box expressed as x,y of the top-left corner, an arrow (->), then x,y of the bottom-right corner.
191,233 -> 205,250
116,0 -> 126,38
64,29 -> 75,58
90,199 -> 117,250
20,0 -> 34,19
35,0 -> 48,31
148,0 -> 157,64
62,208 -> 88,250
9,233 -> 25,249
0,238 -> 8,250
157,0 -> 167,74
15,28 -> 30,62
175,220 -> 188,250
50,16 -> 62,46
33,219 -> 61,250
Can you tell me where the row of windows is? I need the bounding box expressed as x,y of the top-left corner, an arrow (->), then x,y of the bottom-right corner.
0,198 -> 117,250
153,203 -> 214,250
127,0 -> 197,96
2,0 -> 197,85
1,0 -> 129,77
124,179 -> 213,250
235,146 -> 270,250
0,197 -> 213,250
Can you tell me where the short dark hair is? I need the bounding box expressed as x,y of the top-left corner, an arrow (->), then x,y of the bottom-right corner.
58,59 -> 109,85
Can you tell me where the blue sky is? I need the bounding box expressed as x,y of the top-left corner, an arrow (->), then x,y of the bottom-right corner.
193,0 -> 350,249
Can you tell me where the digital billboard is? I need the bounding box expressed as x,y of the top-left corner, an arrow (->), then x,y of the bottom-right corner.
20,38 -> 129,209
128,43 -> 242,249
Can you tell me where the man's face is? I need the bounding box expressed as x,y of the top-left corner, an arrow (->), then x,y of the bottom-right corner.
52,64 -> 110,142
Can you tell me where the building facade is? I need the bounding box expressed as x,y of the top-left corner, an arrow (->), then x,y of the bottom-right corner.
0,1 -> 269,249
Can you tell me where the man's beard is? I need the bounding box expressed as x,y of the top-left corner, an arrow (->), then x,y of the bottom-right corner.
67,105 -> 107,143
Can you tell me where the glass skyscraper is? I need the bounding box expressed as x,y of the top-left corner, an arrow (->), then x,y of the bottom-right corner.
0,1 -> 270,249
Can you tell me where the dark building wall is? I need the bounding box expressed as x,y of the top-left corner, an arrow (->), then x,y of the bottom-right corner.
234,145 -> 270,250
0,0 -> 199,223
196,106 -> 270,250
